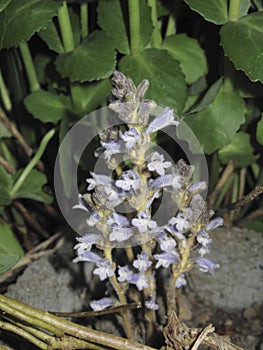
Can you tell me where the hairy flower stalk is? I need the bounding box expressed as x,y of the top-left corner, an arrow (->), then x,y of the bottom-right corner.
73,71 -> 223,343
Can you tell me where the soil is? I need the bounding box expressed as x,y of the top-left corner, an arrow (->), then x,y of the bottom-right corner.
0,227 -> 262,349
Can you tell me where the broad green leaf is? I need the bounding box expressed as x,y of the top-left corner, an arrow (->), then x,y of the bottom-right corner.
97,0 -> 130,54
238,0 -> 251,17
220,12 -> 263,83
161,34 -> 208,84
0,0 -> 11,12
70,79 -> 111,115
256,114 -> 263,145
0,165 -> 12,206
38,21 -> 64,54
0,0 -> 63,49
55,31 -> 116,82
12,169 -> 52,203
24,90 -> 71,124
0,222 -> 24,275
218,132 -> 258,167
119,49 -> 187,114
179,84 -> 245,154
186,78 -> 223,114
183,0 -> 228,24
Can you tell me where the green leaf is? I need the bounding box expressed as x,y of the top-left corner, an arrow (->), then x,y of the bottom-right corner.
0,222 -> 24,275
179,84 -> 245,154
238,0 -> 251,17
0,165 -> 12,206
161,34 -> 208,84
218,132 -> 258,167
119,49 -> 187,114
55,31 -> 116,82
186,78 -> 223,114
0,0 -> 63,49
70,79 -> 111,115
220,12 -> 263,83
256,114 -> 263,145
244,220 -> 263,232
38,20 -> 64,54
97,0 -> 130,55
12,169 -> 52,203
24,90 -> 71,124
0,0 -> 11,12
183,0 -> 228,24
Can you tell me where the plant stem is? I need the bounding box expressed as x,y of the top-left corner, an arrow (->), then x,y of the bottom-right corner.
0,69 -> 12,111
0,294 -> 157,350
58,1 -> 75,52
165,15 -> 176,37
80,2 -> 88,39
10,128 -> 55,197
147,0 -> 161,48
228,0 -> 241,21
128,0 -> 141,54
104,248 -> 133,340
19,42 -> 40,93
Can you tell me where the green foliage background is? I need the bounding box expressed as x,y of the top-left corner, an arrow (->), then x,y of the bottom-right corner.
0,0 -> 262,274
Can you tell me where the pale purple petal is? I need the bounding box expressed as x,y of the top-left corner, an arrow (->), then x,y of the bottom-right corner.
146,107 -> 180,134
206,217 -> 224,231
93,258 -> 115,280
195,257 -> 219,274
117,265 -> 133,282
175,274 -> 187,288
145,296 -> 159,310
73,251 -> 101,264
90,297 -> 115,311
133,252 -> 152,272
154,252 -> 178,268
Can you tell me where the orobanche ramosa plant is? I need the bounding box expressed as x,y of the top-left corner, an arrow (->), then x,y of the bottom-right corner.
73,71 -> 223,344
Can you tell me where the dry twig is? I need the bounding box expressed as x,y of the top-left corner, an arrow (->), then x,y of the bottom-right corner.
163,312 -> 245,350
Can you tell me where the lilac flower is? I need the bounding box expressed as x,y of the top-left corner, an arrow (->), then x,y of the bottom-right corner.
93,258 -> 115,281
107,212 -> 133,242
196,230 -> 212,247
145,296 -> 159,310
195,257 -> 219,274
74,233 -> 101,255
86,172 -> 113,191
86,212 -> 100,226
101,141 -> 122,161
154,252 -> 178,268
130,273 -> 149,291
147,152 -> 172,176
120,128 -> 140,149
115,170 -> 141,191
188,181 -> 207,193
156,232 -> 177,253
133,252 -> 152,272
90,297 -> 115,311
150,173 -> 182,190
206,217 -> 224,231
170,213 -> 190,232
198,245 -> 210,257
175,274 -> 187,288
165,225 -> 186,242
132,211 -> 157,233
73,251 -> 101,264
145,107 -> 180,134
117,265 -> 133,282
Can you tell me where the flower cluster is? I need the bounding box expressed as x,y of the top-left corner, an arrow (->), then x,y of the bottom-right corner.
73,71 -> 223,339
